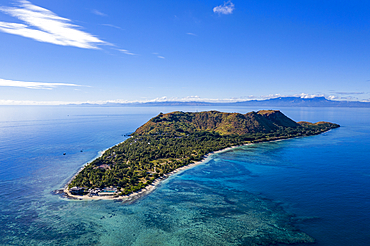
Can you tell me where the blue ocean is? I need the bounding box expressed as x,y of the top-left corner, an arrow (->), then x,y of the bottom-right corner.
0,105 -> 369,245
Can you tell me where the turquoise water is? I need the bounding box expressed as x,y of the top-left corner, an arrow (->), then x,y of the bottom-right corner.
0,106 -> 369,245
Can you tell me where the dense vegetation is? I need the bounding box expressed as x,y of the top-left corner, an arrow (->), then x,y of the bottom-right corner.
68,110 -> 339,196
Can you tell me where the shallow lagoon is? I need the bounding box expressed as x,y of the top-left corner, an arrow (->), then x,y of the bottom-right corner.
0,106 -> 369,245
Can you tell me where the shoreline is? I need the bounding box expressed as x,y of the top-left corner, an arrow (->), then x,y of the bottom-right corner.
63,136 -> 132,191
62,129 -> 335,202
63,149 -> 108,190
62,144 -> 247,202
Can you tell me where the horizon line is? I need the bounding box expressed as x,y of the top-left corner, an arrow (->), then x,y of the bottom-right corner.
0,95 -> 369,106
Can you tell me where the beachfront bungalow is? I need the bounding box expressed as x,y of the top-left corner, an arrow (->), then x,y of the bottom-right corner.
70,187 -> 86,195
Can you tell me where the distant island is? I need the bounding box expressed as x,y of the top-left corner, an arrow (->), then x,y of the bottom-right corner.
73,96 -> 370,108
65,110 -> 339,200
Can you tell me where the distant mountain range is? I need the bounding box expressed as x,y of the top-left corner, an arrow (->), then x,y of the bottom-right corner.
79,96 -> 370,108
232,97 -> 370,108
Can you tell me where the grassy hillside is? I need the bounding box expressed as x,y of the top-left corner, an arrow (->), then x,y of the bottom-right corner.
134,110 -> 305,136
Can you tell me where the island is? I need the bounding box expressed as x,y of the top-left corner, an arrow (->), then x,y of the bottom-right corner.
65,110 -> 339,200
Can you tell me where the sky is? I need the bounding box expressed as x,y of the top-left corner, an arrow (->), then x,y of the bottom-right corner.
0,0 -> 369,105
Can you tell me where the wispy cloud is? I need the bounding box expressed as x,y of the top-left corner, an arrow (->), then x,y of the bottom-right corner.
0,78 -> 82,89
92,9 -> 106,16
0,100 -> 75,105
153,53 -> 165,59
334,91 -> 365,95
327,95 -> 359,101
102,23 -> 123,30
246,93 -> 326,100
118,49 -> 137,55
0,0 -> 107,49
213,1 -> 235,15
148,96 -> 243,103
296,93 -> 325,99
187,32 -> 197,36
247,92 -> 369,101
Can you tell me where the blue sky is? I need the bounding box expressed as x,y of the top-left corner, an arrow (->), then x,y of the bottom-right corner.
0,0 -> 369,105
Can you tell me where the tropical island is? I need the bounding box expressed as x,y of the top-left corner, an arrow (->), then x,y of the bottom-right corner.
65,110 -> 339,199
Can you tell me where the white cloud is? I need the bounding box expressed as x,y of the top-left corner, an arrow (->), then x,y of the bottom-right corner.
157,56 -> 165,59
118,49 -> 136,55
213,1 -> 235,15
0,100 -> 72,105
0,0 -> 107,49
297,93 -> 325,99
102,23 -> 123,30
328,95 -> 361,101
92,9 -> 106,16
246,93 -> 327,100
0,78 -> 82,89
147,96 -> 247,103
186,33 -> 197,36
334,91 -> 365,95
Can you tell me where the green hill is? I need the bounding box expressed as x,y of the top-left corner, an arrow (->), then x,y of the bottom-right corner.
257,110 -> 300,128
134,110 -> 307,136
